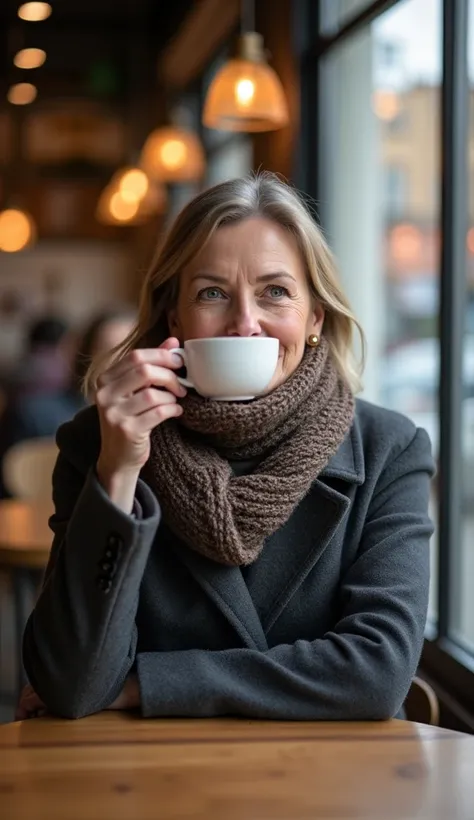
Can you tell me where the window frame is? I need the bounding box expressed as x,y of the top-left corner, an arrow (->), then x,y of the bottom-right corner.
299,0 -> 474,716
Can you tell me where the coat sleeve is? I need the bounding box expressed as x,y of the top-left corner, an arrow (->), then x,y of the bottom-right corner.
22,416 -> 161,719
136,426 -> 434,720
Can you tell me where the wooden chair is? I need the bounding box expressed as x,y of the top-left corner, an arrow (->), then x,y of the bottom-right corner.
2,438 -> 58,500
404,676 -> 439,725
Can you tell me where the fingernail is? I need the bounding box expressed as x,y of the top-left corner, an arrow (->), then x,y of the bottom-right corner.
171,354 -> 183,367
179,386 -> 187,396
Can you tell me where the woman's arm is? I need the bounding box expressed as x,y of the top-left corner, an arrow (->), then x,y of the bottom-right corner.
22,423 -> 161,719
135,427 -> 434,720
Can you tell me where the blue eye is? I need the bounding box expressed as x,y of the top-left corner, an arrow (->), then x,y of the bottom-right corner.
267,285 -> 288,299
199,287 -> 224,300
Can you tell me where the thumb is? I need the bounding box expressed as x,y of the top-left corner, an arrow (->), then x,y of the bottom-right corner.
160,336 -> 181,350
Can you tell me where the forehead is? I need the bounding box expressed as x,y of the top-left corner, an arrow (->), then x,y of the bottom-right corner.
184,216 -> 303,273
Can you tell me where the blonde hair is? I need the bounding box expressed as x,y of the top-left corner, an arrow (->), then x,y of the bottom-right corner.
86,172 -> 364,395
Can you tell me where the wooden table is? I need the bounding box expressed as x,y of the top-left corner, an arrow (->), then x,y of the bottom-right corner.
0,499 -> 52,569
0,712 -> 473,819
0,500 -> 52,696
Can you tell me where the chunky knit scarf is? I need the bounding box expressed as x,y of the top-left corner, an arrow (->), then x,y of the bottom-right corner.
146,337 -> 354,566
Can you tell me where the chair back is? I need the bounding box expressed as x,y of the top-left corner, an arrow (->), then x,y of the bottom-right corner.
404,676 -> 439,725
2,438 -> 58,500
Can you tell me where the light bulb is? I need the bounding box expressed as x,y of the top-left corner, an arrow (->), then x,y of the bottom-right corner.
0,209 -> 34,252
160,140 -> 187,170
14,48 -> 47,69
17,2 -> 52,22
109,194 -> 139,222
119,169 -> 149,203
235,78 -> 255,107
7,83 -> 37,105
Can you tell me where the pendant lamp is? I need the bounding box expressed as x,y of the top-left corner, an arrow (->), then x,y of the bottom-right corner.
139,125 -> 205,184
0,207 -> 36,252
202,0 -> 288,133
96,168 -> 167,227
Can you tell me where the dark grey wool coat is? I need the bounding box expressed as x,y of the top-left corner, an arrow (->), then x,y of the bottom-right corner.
23,399 -> 434,720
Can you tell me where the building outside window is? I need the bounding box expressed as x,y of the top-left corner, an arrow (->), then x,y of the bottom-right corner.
302,0 -> 474,716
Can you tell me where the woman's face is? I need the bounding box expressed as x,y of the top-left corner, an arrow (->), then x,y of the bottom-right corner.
168,216 -> 324,391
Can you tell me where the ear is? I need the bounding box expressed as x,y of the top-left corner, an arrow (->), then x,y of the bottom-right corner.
167,306 -> 180,339
307,300 -> 325,336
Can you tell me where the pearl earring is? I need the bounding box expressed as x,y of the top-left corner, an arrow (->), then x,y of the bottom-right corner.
307,334 -> 319,347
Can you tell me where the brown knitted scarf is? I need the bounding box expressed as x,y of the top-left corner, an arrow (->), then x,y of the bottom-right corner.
146,337 -> 354,566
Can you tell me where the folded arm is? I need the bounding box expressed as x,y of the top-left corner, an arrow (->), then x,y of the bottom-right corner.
23,447 -> 160,719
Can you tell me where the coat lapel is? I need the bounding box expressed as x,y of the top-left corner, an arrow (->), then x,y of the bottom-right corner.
172,416 -> 365,646
254,421 -> 366,632
172,539 -> 269,651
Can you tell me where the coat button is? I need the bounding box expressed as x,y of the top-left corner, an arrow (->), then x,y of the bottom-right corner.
97,576 -> 112,593
105,533 -> 123,560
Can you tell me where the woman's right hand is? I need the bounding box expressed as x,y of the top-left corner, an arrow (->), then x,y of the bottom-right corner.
95,337 -> 186,512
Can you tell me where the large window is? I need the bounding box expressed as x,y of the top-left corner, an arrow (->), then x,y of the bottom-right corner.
303,0 -> 474,718
454,0 -> 474,655
320,0 -> 378,34
317,0 -> 441,621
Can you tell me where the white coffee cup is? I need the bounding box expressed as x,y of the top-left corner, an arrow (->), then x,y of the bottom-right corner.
170,337 -> 279,401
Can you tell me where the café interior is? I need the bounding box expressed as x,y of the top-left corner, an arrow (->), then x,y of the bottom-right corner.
0,1 -> 473,817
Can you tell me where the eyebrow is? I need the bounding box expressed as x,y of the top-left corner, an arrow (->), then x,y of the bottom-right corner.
189,271 -> 297,285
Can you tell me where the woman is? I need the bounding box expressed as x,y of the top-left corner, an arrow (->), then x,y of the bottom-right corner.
19,173 -> 434,721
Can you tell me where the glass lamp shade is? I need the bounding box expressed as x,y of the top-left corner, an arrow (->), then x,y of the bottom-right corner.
0,208 -> 36,252
203,33 -> 289,132
14,48 -> 47,70
109,167 -> 150,204
7,83 -> 37,105
140,126 -> 205,183
17,2 -> 52,22
96,179 -> 167,226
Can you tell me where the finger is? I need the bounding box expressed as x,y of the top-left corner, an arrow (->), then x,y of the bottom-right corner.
116,387 -> 179,418
160,336 -> 181,350
20,694 -> 45,712
15,700 -> 43,720
18,684 -> 34,700
97,364 -> 186,407
132,399 -> 184,431
97,341 -> 183,388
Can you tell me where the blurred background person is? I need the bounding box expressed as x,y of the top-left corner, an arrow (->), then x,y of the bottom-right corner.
0,308 -> 135,498
71,309 -> 136,402
4,316 -> 69,401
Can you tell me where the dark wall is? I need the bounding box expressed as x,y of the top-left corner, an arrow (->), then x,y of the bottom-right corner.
253,0 -> 300,181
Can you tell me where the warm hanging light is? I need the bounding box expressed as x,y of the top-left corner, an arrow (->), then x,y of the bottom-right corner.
96,176 -> 167,226
202,30 -> 289,133
17,2 -> 52,22
14,48 -> 47,69
0,209 -> 36,253
7,82 -> 37,105
139,126 -> 205,183
109,193 -> 139,223
111,167 -> 150,204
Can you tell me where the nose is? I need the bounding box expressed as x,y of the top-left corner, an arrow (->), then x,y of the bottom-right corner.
226,297 -> 263,337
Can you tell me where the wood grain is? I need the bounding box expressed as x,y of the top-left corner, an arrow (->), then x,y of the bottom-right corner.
0,713 -> 473,819
0,500 -> 52,568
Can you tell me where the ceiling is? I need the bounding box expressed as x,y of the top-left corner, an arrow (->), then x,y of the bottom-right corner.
0,0 -> 195,102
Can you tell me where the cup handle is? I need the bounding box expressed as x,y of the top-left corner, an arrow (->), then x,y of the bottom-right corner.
169,347 -> 195,389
